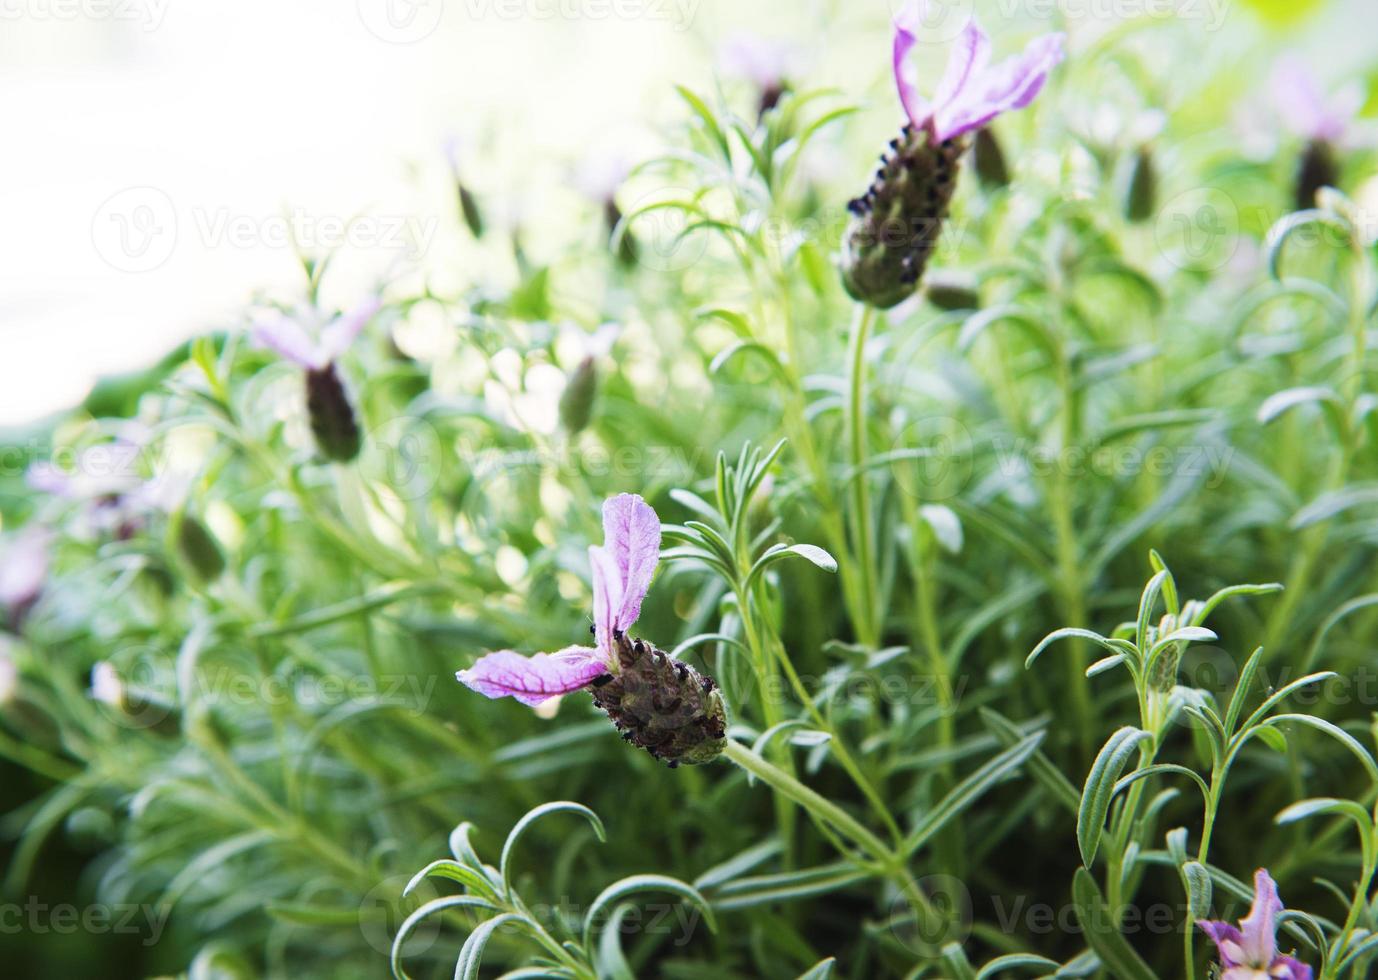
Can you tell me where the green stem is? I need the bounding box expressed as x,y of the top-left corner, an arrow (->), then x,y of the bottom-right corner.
846,303 -> 881,649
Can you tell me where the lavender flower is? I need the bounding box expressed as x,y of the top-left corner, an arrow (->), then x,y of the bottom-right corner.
1199,869 -> 1312,980
0,528 -> 51,630
253,299 -> 379,463
1271,56 -> 1364,210
842,2 -> 1064,307
457,494 -> 728,766
718,33 -> 803,118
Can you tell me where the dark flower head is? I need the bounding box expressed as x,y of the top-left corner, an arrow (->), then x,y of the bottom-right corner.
1199,869 -> 1312,980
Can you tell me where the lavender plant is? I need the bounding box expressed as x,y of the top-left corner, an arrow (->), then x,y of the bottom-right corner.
2,2 -> 1377,978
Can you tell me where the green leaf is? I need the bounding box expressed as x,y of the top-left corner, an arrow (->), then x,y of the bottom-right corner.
979,709 -> 1080,814
391,896 -> 505,980
1078,728 -> 1152,868
941,943 -> 976,980
404,859 -> 500,901
595,904 -> 638,980
904,733 -> 1045,855
1071,868 -> 1157,980
794,958 -> 837,980
1276,797 -> 1374,834
581,874 -> 715,949
455,913 -> 527,980
974,953 -> 1062,979
1026,628 -> 1135,669
1182,862 -> 1212,920
1263,714 -> 1378,783
501,802 -> 606,896
674,85 -> 731,162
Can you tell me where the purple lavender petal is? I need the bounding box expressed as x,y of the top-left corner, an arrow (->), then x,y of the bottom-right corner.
1269,954 -> 1314,980
935,32 -> 1065,141
892,0 -> 932,128
1199,920 -> 1246,969
1239,868 -> 1283,966
932,18 -> 991,114
252,313 -> 324,369
318,297 -> 382,365
589,544 -> 624,653
600,493 -> 661,632
455,646 -> 608,706
0,528 -> 50,609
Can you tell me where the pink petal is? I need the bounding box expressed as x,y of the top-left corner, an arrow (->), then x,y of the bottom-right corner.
1271,56 -> 1354,144
892,1 -> 932,128
933,18 -> 991,115
319,297 -> 381,364
1199,920 -> 1246,968
935,32 -> 1065,141
1239,869 -> 1282,966
600,493 -> 661,632
456,646 -> 608,707
0,528 -> 50,608
1270,955 -> 1313,980
252,313 -> 325,369
589,544 -> 624,653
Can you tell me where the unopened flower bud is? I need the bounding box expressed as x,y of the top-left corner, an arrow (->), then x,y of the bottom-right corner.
973,127 -> 1010,189
842,128 -> 966,309
604,199 -> 639,267
1294,138 -> 1339,212
459,185 -> 485,239
590,632 -> 728,767
305,364 -> 363,463
176,513 -> 225,583
1124,145 -> 1158,223
559,357 -> 599,435
924,271 -> 980,311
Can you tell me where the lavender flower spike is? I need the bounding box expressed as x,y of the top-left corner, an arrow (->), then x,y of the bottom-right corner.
458,493 -> 662,705
842,3 -> 1063,308
1199,869 -> 1312,980
253,299 -> 380,463
458,494 -> 728,766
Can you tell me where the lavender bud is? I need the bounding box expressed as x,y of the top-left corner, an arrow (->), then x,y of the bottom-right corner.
1124,145 -> 1157,223
559,357 -> 599,435
604,199 -> 639,267
973,127 -> 1010,189
841,128 -> 966,309
176,513 -> 225,583
305,363 -> 362,463
590,632 -> 728,767
1294,138 -> 1339,212
924,271 -> 980,311
458,185 -> 484,239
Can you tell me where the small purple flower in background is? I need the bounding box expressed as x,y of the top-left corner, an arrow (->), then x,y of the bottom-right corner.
458,494 -> 727,766
1199,869 -> 1312,980
0,527 -> 51,630
1270,55 -> 1365,210
718,33 -> 804,117
573,149 -> 639,267
841,2 -> 1064,308
253,299 -> 380,463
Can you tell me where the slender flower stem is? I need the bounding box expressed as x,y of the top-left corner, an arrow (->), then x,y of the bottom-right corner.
846,303 -> 881,649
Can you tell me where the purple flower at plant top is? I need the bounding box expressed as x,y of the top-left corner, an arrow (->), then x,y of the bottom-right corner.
718,33 -> 804,116
1269,55 -> 1365,210
252,299 -> 380,372
842,3 -> 1064,308
1199,869 -> 1312,980
457,494 -> 728,766
252,299 -> 380,463
1271,56 -> 1362,146
458,493 -> 661,706
892,1 -> 1065,144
